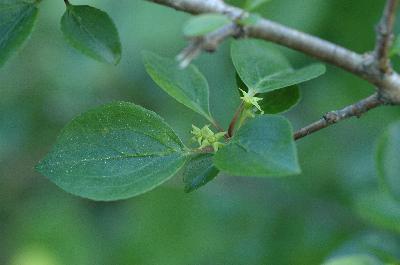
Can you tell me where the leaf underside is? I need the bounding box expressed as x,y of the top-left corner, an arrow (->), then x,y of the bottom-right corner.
143,51 -> 213,121
182,153 -> 219,193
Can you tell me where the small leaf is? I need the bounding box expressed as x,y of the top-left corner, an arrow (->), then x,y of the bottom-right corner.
231,39 -> 325,94
323,254 -> 384,265
244,0 -> 271,11
376,121 -> 400,200
390,35 -> 400,57
0,0 -> 38,67
237,14 -> 262,26
214,115 -> 300,177
236,74 -> 300,114
183,14 -> 231,37
36,102 -> 188,201
353,190 -> 400,234
182,153 -> 219,193
60,4 -> 121,64
143,51 -> 214,122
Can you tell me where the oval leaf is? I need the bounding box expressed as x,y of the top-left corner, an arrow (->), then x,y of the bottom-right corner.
182,153 -> 219,193
214,115 -> 300,177
354,190 -> 400,234
60,4 -> 121,64
183,14 -> 231,37
0,0 -> 38,67
231,39 -> 325,94
143,51 -> 213,122
376,121 -> 400,200
36,102 -> 188,201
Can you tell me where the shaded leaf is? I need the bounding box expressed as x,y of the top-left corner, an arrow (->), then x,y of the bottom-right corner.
353,190 -> 400,234
0,0 -> 38,67
236,73 -> 300,114
182,153 -> 219,193
143,51 -> 213,122
376,121 -> 400,200
183,14 -> 231,37
231,39 -> 325,94
214,115 -> 300,177
36,102 -> 188,201
60,4 -> 121,64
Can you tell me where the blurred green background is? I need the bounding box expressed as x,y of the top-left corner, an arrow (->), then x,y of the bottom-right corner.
1,0 -> 400,264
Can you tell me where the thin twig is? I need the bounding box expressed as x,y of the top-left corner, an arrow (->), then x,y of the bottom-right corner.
294,94 -> 383,140
145,0 -> 400,138
375,0 -> 398,74
147,0 -> 400,102
177,23 -> 241,68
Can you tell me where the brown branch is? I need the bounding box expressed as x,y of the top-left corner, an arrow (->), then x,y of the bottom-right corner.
177,23 -> 242,68
146,0 -> 400,103
294,94 -> 383,140
145,0 -> 400,139
375,0 -> 398,74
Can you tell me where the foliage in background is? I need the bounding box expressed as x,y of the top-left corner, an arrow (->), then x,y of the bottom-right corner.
1,0 -> 400,264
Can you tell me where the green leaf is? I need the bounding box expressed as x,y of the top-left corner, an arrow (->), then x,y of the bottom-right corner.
323,254 -> 384,265
236,74 -> 300,114
259,86 -> 300,114
390,35 -> 400,57
214,115 -> 300,177
231,39 -> 326,94
60,4 -> 121,65
376,121 -> 400,200
143,51 -> 214,122
327,232 -> 400,264
182,153 -> 219,193
353,190 -> 400,234
183,14 -> 231,37
0,0 -> 38,67
244,0 -> 271,11
237,14 -> 262,26
36,102 -> 188,201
